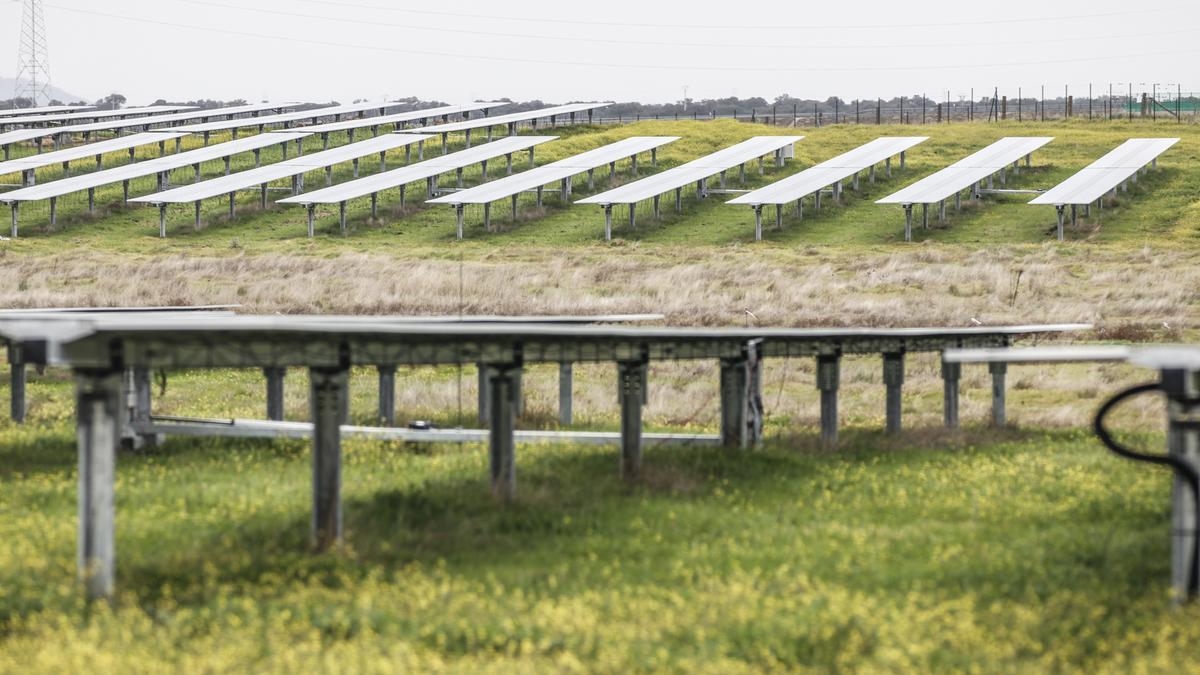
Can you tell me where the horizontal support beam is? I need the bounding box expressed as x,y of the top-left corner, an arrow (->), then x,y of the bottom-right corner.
975,188 -> 1046,195
139,416 -> 721,446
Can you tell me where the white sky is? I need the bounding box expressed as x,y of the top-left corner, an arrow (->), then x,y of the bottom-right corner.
3,0 -> 1197,105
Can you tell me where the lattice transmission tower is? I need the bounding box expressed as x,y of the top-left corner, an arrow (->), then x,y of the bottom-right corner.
14,0 -> 52,106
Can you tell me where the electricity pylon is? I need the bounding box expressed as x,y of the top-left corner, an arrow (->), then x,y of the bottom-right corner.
14,0 -> 52,106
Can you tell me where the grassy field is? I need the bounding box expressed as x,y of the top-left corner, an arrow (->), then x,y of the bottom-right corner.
1,116 -> 1199,672
1,118 -> 1197,250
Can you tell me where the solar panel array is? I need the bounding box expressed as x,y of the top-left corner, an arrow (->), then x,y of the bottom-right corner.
404,103 -> 608,136
1,132 -> 311,237
0,104 -> 95,119
0,102 -> 295,157
0,104 -> 196,129
294,101 -> 506,136
0,131 -> 191,184
278,135 -> 555,236
173,101 -> 405,135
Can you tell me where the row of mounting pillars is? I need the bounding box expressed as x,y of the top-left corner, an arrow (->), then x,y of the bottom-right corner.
64,343 -> 1008,599
749,152 -> 905,241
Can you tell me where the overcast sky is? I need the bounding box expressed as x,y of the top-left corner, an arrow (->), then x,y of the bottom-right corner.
4,0 -> 1197,105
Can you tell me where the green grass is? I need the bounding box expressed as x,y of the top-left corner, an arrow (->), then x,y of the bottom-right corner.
0,407 -> 1191,672
0,359 -> 1196,672
2,118 -> 1197,254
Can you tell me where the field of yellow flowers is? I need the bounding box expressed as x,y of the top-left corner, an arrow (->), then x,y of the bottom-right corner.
0,363 -> 1195,673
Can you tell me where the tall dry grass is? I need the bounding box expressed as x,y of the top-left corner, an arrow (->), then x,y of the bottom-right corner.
0,244 -> 1196,331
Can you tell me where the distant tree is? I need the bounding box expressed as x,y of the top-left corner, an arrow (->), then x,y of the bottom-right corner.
97,93 -> 127,109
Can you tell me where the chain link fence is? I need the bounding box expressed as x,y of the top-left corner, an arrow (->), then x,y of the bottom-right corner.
590,86 -> 1199,127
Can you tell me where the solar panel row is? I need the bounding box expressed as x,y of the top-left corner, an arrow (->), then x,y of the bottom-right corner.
131,134 -> 434,236
428,136 -> 680,238
727,136 -> 928,240
576,136 -> 802,240
0,102 -> 294,158
0,131 -> 191,185
1,132 -> 311,237
277,136 -> 555,236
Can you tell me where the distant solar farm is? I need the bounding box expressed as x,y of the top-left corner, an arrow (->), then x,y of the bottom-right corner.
0,99 -> 1180,244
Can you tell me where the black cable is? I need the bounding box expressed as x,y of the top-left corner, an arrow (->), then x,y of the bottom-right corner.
1093,381 -> 1200,598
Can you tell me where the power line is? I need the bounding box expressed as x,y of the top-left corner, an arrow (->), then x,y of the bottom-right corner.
173,0 -> 1200,52
42,3 -> 1200,75
290,0 -> 1193,31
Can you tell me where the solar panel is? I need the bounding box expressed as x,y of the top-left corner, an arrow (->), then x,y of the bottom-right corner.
1028,138 -> 1179,240
0,104 -> 196,128
277,136 -> 556,236
427,136 -> 679,238
294,102 -> 507,136
130,134 -> 430,205
1,132 -> 311,237
172,101 -> 406,136
0,131 -> 191,184
0,104 -> 94,119
59,317 -> 1093,369
0,102 -> 296,158
61,102 -> 297,135
128,134 -> 433,236
404,103 -> 608,136
726,136 -> 928,239
576,136 -> 802,240
875,136 -> 1053,241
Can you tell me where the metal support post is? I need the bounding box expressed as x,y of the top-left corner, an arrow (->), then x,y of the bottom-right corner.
989,361 -> 1007,427
558,362 -> 573,425
309,366 -> 348,550
753,206 -> 762,241
883,352 -> 904,433
75,368 -> 123,600
377,366 -> 396,426
903,204 -> 913,242
603,205 -> 613,241
617,359 -> 646,479
8,344 -> 26,423
306,205 -> 316,238
1055,205 -> 1065,241
817,354 -> 840,448
942,358 -> 961,429
264,367 -> 286,421
488,365 -> 520,500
